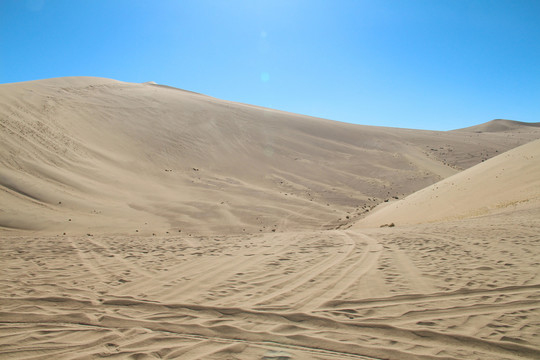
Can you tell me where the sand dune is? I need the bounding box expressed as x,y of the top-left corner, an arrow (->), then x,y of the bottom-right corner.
2,77 -> 539,235
356,138 -> 540,227
454,119 -> 540,133
1,77 -> 540,359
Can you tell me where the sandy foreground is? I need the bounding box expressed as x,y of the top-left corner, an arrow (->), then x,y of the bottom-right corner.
1,208 -> 539,360
1,78 -> 540,359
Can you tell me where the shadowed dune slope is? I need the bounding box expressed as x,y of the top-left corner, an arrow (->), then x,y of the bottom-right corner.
2,77 -> 540,235
355,138 -> 540,227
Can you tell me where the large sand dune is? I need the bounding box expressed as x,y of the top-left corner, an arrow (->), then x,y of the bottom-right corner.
1,77 -> 539,359
2,77 -> 539,235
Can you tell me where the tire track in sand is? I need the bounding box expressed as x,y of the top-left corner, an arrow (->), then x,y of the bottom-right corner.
254,231 -> 382,310
248,231 -> 357,309
2,296 -> 539,360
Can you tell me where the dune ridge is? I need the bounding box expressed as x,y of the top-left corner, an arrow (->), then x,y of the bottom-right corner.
454,119 -> 540,133
1,77 -> 539,359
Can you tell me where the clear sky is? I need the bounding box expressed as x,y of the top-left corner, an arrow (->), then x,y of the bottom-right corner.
1,0 -> 539,130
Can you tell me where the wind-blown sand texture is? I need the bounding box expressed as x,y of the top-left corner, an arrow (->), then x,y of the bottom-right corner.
356,138 -> 540,227
1,77 -> 539,359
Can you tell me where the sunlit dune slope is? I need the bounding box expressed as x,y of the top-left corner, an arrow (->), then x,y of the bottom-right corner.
1,77 -> 539,234
355,138 -> 540,227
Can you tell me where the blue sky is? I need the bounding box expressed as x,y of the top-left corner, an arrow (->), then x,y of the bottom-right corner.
1,0 -> 539,130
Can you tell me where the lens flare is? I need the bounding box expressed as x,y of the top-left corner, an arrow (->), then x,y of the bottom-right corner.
260,72 -> 270,82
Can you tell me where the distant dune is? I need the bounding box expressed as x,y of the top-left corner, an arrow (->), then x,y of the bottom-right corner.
1,77 -> 540,360
454,119 -> 540,133
2,77 -> 539,235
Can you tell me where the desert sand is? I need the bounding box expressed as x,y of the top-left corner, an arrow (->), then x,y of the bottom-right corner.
1,77 -> 539,359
